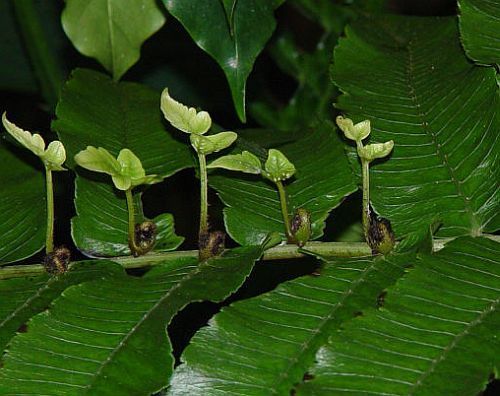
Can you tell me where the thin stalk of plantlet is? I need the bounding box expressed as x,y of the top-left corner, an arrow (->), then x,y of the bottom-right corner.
359,142 -> 371,241
160,88 -> 237,260
44,166 -> 55,254
1,113 -> 66,258
74,146 -> 163,257
275,180 -> 293,240
197,152 -> 209,235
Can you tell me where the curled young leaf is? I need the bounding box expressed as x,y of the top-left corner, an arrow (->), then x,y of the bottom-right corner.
160,88 -> 212,135
357,140 -> 394,162
74,146 -> 162,191
336,116 -> 370,142
190,131 -> 238,155
207,150 -> 262,174
263,149 -> 296,183
2,112 -> 67,171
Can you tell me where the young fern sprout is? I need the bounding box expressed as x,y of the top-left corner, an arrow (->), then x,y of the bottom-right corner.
160,88 -> 237,261
74,146 -> 163,257
2,112 -> 70,273
208,149 -> 312,247
336,116 -> 395,254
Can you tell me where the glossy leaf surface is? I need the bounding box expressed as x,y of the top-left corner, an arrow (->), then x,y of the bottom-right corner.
210,122 -> 357,245
459,0 -> 500,64
53,69 -> 193,256
62,0 -> 166,80
332,16 -> 499,237
163,0 -> 284,121
168,253 -> 411,395
299,237 -> 500,395
0,141 -> 45,264
0,245 -> 264,395
0,260 -> 122,351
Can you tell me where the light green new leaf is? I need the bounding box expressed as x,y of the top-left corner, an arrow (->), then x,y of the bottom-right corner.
168,253 -> 412,395
0,141 -> 45,264
74,146 -> 121,176
2,112 -> 66,171
207,150 -> 262,174
332,15 -> 499,237
163,0 -> 285,122
0,245 -> 264,395
357,140 -> 394,162
190,131 -> 237,155
160,88 -> 212,135
263,148 -> 296,182
459,0 -> 500,64
0,260 -> 123,352
53,69 -> 193,256
336,115 -> 370,142
61,0 -> 166,80
210,122 -> 357,245
298,237 -> 500,395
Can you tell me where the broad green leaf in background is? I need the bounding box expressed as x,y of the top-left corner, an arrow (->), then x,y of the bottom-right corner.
332,15 -> 499,238
0,141 -> 45,264
168,253 -> 411,395
0,245 -> 264,395
298,237 -> 500,395
163,0 -> 285,122
72,174 -> 183,257
61,0 -> 166,80
53,69 -> 192,256
458,0 -> 500,65
0,260 -> 123,351
209,122 -> 357,245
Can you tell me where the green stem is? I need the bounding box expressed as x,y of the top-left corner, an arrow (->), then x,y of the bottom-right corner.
198,152 -> 209,236
3,236 -> 499,280
11,0 -> 64,109
44,166 -> 54,254
276,180 -> 293,240
125,188 -> 138,256
357,140 -> 370,241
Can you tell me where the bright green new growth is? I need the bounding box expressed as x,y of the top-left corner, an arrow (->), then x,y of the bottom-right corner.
2,112 -> 66,171
209,149 -> 305,245
74,146 -> 162,191
336,115 -> 394,254
74,146 -> 162,257
2,112 -> 67,255
160,88 -> 238,259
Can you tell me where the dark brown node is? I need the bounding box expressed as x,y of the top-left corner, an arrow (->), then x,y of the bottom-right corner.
43,246 -> 71,275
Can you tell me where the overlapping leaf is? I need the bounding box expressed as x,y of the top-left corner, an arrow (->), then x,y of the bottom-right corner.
168,253 -> 411,395
163,0 -> 284,122
0,141 -> 45,264
210,122 -> 357,245
0,245 -> 264,395
62,0 -> 166,80
458,0 -> 500,65
332,15 -> 499,237
0,260 -> 122,351
298,237 -> 500,395
53,69 -> 193,256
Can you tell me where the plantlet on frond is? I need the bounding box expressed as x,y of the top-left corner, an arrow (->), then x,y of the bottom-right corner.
74,146 -> 163,257
208,149 -> 311,247
2,112 -> 68,268
336,115 -> 395,254
160,88 -> 237,261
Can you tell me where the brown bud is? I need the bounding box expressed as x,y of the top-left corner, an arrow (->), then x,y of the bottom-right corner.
199,230 -> 226,261
133,221 -> 157,256
290,208 -> 311,247
367,215 -> 395,255
43,246 -> 71,275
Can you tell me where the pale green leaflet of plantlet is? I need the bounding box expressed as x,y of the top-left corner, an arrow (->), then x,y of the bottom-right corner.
207,150 -> 263,174
74,146 -> 162,191
1,112 -> 67,257
2,112 -> 66,171
262,148 -> 296,183
335,115 -> 395,254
